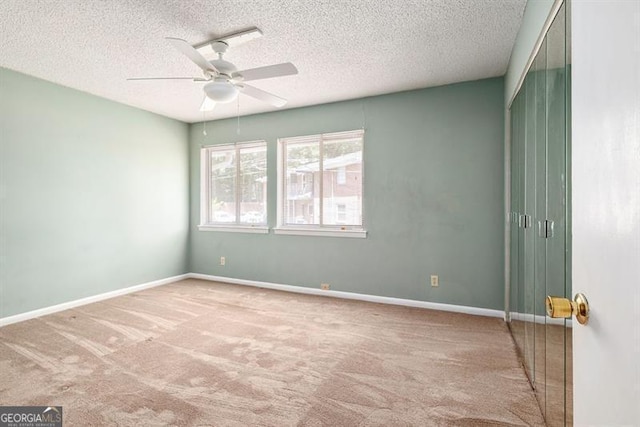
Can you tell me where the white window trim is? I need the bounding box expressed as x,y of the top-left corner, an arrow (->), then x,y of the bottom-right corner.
276,129 -> 366,238
273,227 -> 366,238
198,225 -> 269,234
199,140 -> 268,233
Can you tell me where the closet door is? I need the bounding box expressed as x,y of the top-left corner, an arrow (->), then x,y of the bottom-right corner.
544,3 -> 570,425
533,37 -> 549,416
509,93 -> 524,352
522,68 -> 537,382
507,4 -> 571,425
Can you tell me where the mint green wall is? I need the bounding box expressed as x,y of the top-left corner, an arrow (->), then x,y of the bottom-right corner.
0,72 -> 505,317
0,68 -> 189,318
505,0 -> 556,104
189,78 -> 505,310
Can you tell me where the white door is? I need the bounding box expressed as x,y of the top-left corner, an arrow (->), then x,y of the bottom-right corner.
572,0 -> 640,425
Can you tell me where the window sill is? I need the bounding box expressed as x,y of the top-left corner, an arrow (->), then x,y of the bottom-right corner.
273,227 -> 367,238
198,225 -> 269,234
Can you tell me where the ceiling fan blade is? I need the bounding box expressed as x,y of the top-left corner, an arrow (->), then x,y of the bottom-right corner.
127,77 -> 208,81
239,84 -> 287,107
233,63 -> 298,82
166,37 -> 219,75
200,96 -> 216,112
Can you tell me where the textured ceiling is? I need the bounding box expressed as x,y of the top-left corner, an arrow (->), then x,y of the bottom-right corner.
0,0 -> 526,123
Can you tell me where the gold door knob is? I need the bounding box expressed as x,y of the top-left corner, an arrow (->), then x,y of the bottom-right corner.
545,293 -> 590,325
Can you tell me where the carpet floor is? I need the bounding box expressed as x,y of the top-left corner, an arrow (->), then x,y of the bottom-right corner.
0,279 -> 544,426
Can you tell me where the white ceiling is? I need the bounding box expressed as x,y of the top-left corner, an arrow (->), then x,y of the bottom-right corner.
0,0 -> 526,123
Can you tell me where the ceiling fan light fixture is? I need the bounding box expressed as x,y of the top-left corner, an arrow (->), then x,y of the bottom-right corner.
203,80 -> 239,103
129,33 -> 296,111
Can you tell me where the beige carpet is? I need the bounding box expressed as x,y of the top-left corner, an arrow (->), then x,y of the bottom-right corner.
0,279 -> 544,426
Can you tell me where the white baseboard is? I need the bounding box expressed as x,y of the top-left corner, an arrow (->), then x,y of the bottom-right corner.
509,311 -> 573,327
0,274 -> 190,328
188,273 -> 505,319
0,272 -> 506,328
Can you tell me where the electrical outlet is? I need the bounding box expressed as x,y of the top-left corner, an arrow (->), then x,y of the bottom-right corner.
430,275 -> 439,287
220,256 -> 226,266
320,283 -> 330,291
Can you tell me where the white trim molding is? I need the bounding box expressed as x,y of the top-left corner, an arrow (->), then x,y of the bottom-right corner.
273,227 -> 366,238
0,274 -> 190,328
1,272 -> 506,328
188,273 -> 504,318
198,225 -> 269,234
509,311 -> 573,327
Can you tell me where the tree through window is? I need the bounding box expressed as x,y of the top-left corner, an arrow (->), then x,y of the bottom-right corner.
201,141 -> 267,227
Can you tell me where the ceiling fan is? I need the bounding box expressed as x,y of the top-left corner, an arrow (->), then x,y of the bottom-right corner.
128,28 -> 298,112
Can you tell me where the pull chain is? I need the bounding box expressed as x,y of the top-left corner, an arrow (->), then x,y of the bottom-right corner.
236,95 -> 241,135
202,108 -> 207,136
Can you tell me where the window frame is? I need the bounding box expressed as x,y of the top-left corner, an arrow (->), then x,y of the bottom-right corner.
199,140 -> 269,234
275,129 -> 366,238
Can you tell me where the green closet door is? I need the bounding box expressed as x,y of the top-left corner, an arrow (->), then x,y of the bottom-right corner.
510,92 -> 524,353
544,3 -> 571,425
508,5 -> 571,423
534,36 -> 549,416
523,68 -> 537,383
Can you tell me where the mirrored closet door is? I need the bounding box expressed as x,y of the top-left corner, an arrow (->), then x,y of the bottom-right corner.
508,2 -> 571,426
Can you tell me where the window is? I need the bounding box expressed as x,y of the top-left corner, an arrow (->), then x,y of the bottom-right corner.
336,203 -> 347,224
199,141 -> 268,233
337,167 -> 347,185
276,129 -> 366,238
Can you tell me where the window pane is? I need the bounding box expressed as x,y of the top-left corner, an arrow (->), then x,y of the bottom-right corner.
209,148 -> 236,223
322,136 -> 363,226
285,140 -> 319,225
239,144 -> 267,224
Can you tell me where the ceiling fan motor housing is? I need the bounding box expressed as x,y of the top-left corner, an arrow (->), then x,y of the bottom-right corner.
209,58 -> 237,77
